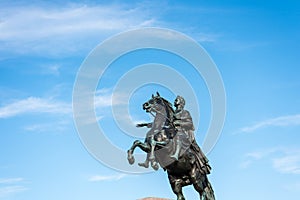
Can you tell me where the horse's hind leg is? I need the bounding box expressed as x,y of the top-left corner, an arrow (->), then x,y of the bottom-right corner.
203,181 -> 215,200
191,170 -> 215,200
168,175 -> 186,200
190,166 -> 205,200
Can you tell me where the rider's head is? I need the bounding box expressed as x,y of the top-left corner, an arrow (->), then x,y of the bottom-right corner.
174,95 -> 185,110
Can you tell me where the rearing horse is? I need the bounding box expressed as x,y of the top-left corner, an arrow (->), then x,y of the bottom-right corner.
127,93 -> 215,200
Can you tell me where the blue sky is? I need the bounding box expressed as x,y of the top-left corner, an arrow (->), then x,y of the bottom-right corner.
0,0 -> 300,200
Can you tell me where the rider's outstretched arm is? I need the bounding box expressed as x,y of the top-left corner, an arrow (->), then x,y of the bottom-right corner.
136,123 -> 152,128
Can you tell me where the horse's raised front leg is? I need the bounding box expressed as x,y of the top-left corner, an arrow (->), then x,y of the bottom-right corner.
127,140 -> 150,165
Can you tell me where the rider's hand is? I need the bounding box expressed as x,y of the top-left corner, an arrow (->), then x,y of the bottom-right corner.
136,123 -> 146,127
136,123 -> 152,128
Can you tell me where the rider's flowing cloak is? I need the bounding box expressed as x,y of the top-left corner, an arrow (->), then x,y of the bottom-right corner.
174,109 -> 211,175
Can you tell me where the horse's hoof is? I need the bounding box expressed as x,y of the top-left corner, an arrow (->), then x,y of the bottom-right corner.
138,162 -> 149,168
127,155 -> 135,165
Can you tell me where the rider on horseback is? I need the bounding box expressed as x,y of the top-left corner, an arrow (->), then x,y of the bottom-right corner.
128,93 -> 215,200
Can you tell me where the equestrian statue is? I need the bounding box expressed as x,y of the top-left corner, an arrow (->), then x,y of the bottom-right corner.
127,92 -> 215,200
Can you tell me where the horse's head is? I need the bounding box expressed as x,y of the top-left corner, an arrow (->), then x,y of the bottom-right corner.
143,92 -> 165,113
143,92 -> 174,122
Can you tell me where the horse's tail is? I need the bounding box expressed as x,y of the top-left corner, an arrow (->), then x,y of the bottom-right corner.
203,181 -> 215,200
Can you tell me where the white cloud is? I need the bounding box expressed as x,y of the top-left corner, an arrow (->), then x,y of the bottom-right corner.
73,89 -> 127,124
273,155 -> 300,175
239,148 -> 278,169
241,147 -> 300,175
0,5 -> 153,39
239,114 -> 300,133
0,97 -> 71,118
0,3 -> 158,56
239,159 -> 253,169
0,178 -> 28,198
88,174 -> 127,182
0,2 -> 221,56
41,64 -> 61,76
0,186 -> 28,198
0,178 -> 24,184
23,119 -> 70,133
245,148 -> 278,160
94,89 -> 127,109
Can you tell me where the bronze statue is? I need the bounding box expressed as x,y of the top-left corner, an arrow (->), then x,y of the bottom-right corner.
128,93 -> 215,200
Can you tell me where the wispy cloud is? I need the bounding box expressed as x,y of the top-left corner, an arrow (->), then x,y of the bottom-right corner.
40,64 -> 61,76
94,88 -> 127,109
0,186 -> 28,198
0,178 -> 24,184
0,177 -> 28,198
241,147 -> 300,175
88,174 -> 127,182
25,64 -> 63,76
72,88 -> 128,125
240,148 -> 278,169
23,119 -> 71,133
273,155 -> 300,175
239,114 -> 300,133
0,3 -> 158,56
0,97 -> 71,118
0,2 -> 223,56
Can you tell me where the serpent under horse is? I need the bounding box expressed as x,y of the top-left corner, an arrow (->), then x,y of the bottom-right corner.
127,93 -> 215,200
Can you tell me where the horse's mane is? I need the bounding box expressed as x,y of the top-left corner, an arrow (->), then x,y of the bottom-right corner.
160,97 -> 174,123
